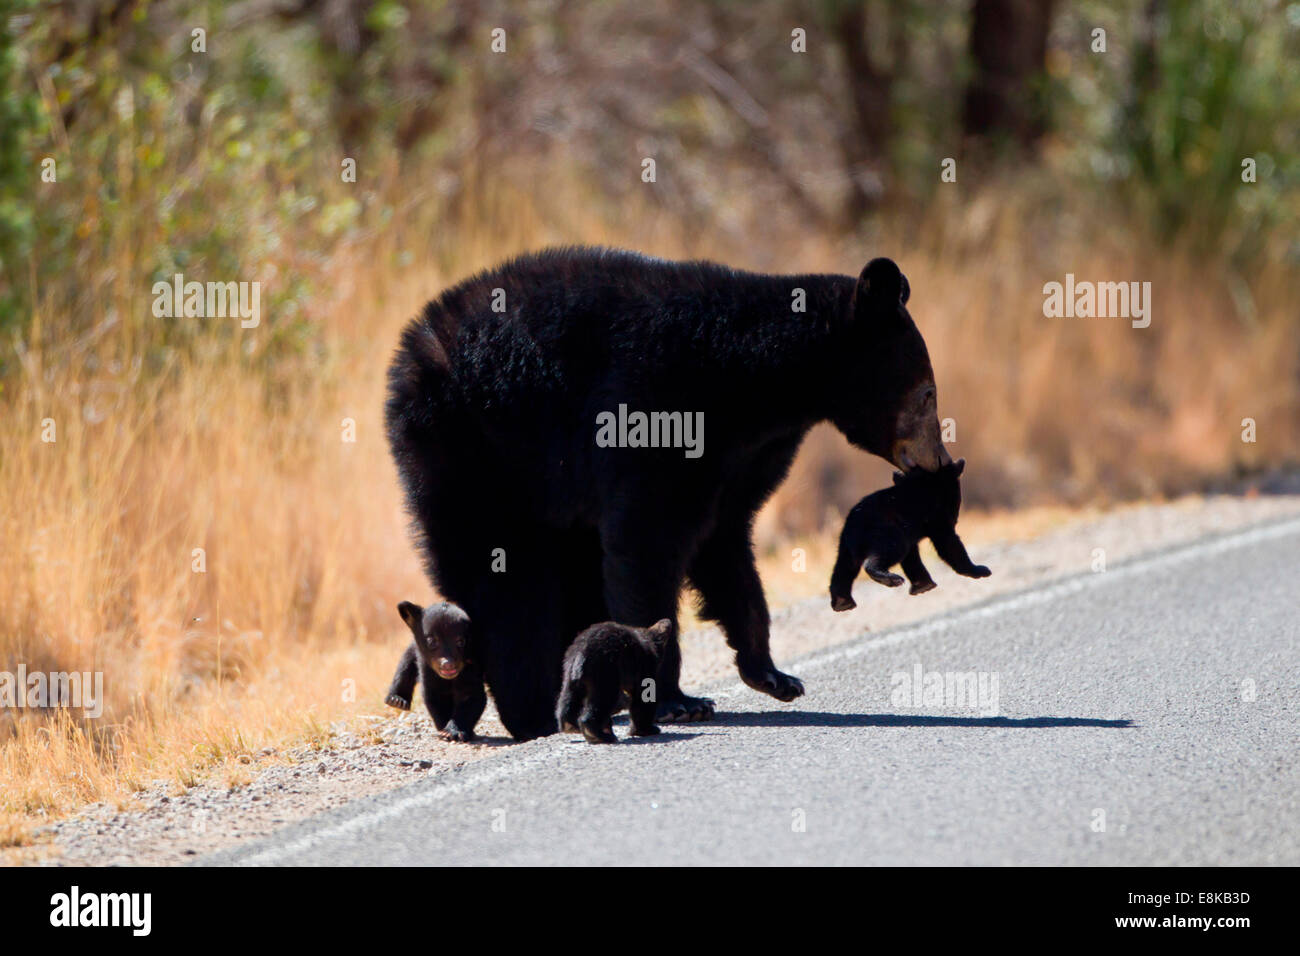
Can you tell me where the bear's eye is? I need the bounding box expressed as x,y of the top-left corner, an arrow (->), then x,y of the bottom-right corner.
922,386 -> 936,403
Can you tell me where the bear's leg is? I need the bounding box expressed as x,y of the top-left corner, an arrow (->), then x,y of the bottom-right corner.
481,629 -> 563,741
930,528 -> 991,579
441,670 -> 487,742
474,539 -> 568,742
601,536 -> 709,723
556,675 -> 584,733
862,528 -> 907,588
901,545 -> 937,595
627,693 -> 661,737
417,661 -> 456,731
578,679 -> 619,744
562,529 -> 611,634
385,643 -> 420,710
557,533 -> 630,714
828,546 -> 864,612
689,523 -> 805,703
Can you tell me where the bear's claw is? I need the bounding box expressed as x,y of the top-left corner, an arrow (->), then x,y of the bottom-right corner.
741,665 -> 805,703
656,693 -> 715,723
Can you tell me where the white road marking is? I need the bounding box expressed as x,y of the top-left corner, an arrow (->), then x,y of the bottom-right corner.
229,515 -> 1300,865
235,744 -> 581,866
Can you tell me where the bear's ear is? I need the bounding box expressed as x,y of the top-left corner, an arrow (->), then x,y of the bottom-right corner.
646,618 -> 674,646
952,458 -> 965,476
852,257 -> 906,320
892,471 -> 907,485
397,601 -> 423,631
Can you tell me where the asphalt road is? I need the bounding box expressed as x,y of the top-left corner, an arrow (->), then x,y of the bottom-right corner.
210,516 -> 1300,866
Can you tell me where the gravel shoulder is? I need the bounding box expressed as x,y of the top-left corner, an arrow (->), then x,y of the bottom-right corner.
24,489 -> 1300,866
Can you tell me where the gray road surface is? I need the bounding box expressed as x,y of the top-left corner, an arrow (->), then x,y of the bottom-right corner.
209,516 -> 1300,866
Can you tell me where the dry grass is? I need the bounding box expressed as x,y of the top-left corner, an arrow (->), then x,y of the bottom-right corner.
0,245 -> 433,842
2,177 -> 1297,841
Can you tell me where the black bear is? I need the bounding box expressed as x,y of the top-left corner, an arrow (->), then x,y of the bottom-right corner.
386,600 -> 486,742
556,618 -> 673,743
829,458 -> 990,612
385,246 -> 950,740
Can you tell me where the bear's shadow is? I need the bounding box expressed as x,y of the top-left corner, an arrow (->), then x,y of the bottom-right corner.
711,710 -> 1134,729
561,726 -> 710,746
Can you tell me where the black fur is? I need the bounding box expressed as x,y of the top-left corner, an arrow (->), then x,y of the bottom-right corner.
829,459 -> 991,611
385,246 -> 947,740
386,600 -> 486,742
557,619 -> 672,743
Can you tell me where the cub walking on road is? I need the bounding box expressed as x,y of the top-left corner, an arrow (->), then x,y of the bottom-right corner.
557,620 -> 673,744
386,600 -> 486,742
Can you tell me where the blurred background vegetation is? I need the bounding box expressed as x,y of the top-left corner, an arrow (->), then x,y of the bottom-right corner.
4,0 -> 1298,358
2,1 -> 1299,830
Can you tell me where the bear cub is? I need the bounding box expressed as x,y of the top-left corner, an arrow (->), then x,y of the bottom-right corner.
557,619 -> 673,744
386,600 -> 487,742
830,458 -> 991,612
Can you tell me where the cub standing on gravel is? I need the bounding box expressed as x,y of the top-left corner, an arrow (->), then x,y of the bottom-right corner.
557,619 -> 673,744
386,600 -> 486,742
830,458 -> 991,612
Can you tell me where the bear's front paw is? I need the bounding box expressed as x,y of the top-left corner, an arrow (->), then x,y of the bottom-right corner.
963,565 -> 992,578
385,693 -> 411,711
909,580 -> 937,595
656,693 -> 716,723
830,593 -> 857,612
740,664 -> 805,703
438,724 -> 475,743
580,723 -> 618,744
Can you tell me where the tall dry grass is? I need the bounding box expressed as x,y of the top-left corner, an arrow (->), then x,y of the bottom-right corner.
2,175 -> 1297,843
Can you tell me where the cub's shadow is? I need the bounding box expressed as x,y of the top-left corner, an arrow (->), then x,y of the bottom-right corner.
618,730 -> 709,745
714,710 -> 1134,729
601,720 -> 709,744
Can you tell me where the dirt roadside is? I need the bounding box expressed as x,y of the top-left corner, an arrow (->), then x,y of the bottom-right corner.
16,489 -> 1300,866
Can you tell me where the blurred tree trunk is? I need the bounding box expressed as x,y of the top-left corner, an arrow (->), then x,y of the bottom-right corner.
962,0 -> 1057,149
1122,0 -> 1164,205
833,2 -> 898,222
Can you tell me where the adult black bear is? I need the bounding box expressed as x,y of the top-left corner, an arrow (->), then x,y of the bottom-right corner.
386,247 -> 949,741
828,458 -> 990,612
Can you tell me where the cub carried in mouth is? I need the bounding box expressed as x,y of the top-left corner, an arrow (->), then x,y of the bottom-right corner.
557,619 -> 674,744
386,600 -> 486,742
830,458 -> 991,612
